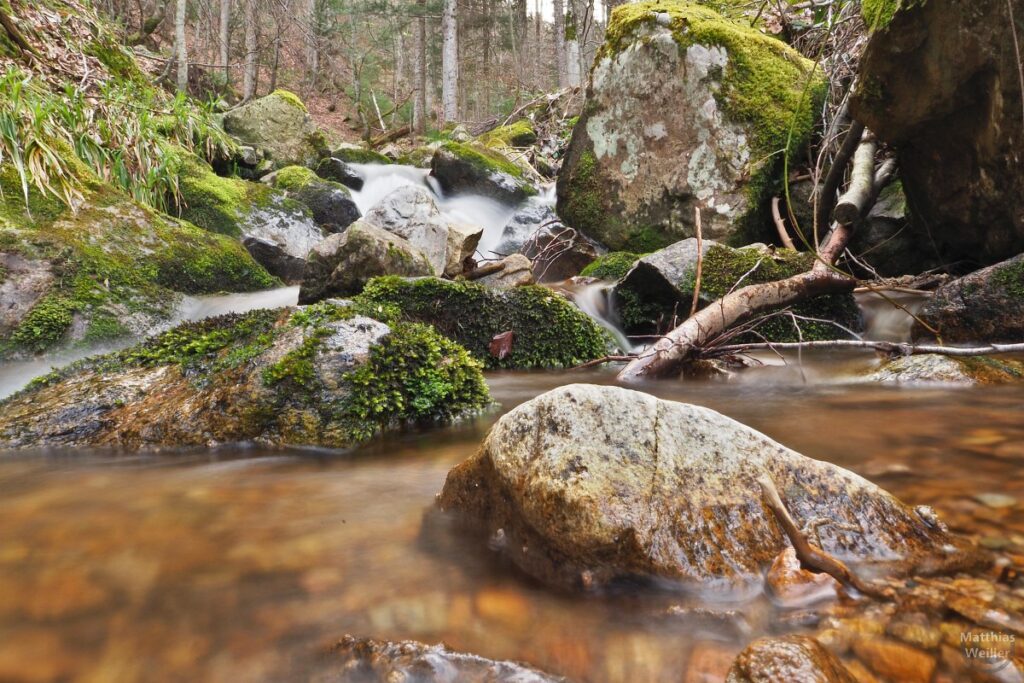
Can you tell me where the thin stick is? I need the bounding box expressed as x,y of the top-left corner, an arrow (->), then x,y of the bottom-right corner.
690,207 -> 704,317
704,340 -> 1024,357
759,477 -> 891,599
772,196 -> 797,250
1009,0 -> 1024,129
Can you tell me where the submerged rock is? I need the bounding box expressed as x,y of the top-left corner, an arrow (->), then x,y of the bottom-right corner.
430,142 -> 536,204
329,635 -> 565,682
0,303 -> 489,450
914,253 -> 1024,343
298,221 -> 434,302
364,185 -> 482,277
355,276 -> 608,369
727,636 -> 856,683
437,384 -> 984,591
863,354 -> 1024,385
556,1 -> 824,251
851,0 -> 1024,265
270,166 -> 360,233
222,90 -> 328,169
611,239 -> 861,339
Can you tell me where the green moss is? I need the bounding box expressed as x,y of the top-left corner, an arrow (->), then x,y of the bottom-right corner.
439,141 -> 528,181
333,147 -> 392,165
353,276 -> 608,369
10,296 -> 74,352
861,0 -> 923,30
580,251 -> 646,280
274,165 -> 318,191
84,37 -> 147,86
270,89 -> 308,112
171,149 -> 272,236
480,120 -> 538,148
957,356 -> 1024,383
993,259 -> 1024,299
558,149 -> 606,237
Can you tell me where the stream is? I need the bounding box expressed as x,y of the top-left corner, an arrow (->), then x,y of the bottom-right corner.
1,165 -> 1022,681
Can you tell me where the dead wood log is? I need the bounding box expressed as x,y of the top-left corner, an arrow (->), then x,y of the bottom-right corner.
815,119 -> 865,236
464,261 -> 507,280
833,131 -> 879,225
368,125 -> 411,149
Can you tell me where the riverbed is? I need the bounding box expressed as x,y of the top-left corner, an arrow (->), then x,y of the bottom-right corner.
1,367 -> 1021,682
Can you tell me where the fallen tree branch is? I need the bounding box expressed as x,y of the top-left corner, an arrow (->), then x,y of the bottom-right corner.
833,131 -> 879,225
689,207 -> 704,317
703,340 -> 1024,358
463,261 -> 506,280
759,477 -> 892,600
368,124 -> 410,149
771,196 -> 796,250
815,119 -> 865,239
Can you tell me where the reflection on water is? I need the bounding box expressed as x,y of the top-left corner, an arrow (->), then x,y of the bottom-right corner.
1,369 -> 1022,682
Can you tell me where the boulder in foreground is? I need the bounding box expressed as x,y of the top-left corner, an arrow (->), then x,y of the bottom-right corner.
438,384 -> 984,590
0,303 -> 488,450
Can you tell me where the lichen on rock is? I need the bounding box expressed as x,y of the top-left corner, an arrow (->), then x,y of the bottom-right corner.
222,90 -> 328,169
556,0 -> 825,250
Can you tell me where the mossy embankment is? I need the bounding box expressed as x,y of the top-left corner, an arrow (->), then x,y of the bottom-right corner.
2,300 -> 490,449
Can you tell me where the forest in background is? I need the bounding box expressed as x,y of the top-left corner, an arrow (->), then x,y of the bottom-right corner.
96,0 -> 615,139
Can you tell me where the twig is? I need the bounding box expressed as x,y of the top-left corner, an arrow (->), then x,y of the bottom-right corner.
759,477 -> 892,599
690,207 -> 704,317
704,340 -> 1024,357
772,196 -> 797,250
572,354 -> 637,370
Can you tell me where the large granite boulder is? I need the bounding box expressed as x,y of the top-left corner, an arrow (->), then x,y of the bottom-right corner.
364,185 -> 482,277
611,239 -> 861,339
913,253 -> 1024,343
556,1 -> 824,251
0,304 -> 488,450
329,636 -> 565,683
222,90 -> 328,169
430,142 -> 536,204
852,0 -> 1024,266
298,221 -> 434,302
437,384 -> 984,591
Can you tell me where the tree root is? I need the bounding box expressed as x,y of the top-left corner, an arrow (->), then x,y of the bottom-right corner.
759,477 -> 893,600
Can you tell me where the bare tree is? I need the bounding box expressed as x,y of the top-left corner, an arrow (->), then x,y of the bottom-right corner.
553,0 -> 567,87
242,0 -> 257,100
175,0 -> 188,92
441,0 -> 458,123
219,0 -> 231,86
412,0 -> 427,133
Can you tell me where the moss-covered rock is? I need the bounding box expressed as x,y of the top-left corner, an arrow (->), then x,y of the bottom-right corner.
270,165 -> 360,232
332,145 -> 393,165
612,240 -> 861,340
222,91 -> 328,169
0,163 -> 275,358
0,302 -> 490,449
479,120 -> 538,148
579,251 -> 646,280
353,276 -> 609,369
863,354 -> 1024,385
430,142 -> 537,204
556,0 -> 825,250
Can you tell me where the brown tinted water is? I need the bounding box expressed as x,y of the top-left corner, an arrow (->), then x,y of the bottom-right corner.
1,364 -> 1023,682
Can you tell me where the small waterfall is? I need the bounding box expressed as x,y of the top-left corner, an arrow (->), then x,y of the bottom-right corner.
558,280 -> 638,353
856,289 -> 929,342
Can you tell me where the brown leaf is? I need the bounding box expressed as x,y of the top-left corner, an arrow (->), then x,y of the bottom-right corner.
489,331 -> 515,360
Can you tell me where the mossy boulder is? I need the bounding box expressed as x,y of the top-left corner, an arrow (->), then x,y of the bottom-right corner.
913,254 -> 1024,344
353,276 -> 609,369
173,154 -> 325,283
579,251 -> 646,280
611,239 -> 861,340
851,0 -> 1024,265
332,145 -> 392,166
0,164 -> 275,358
437,384 -> 984,591
863,354 -> 1024,385
430,142 -> 536,204
271,166 -> 361,233
556,0 -> 825,251
298,221 -> 434,302
0,302 -> 489,449
222,90 -> 328,169
479,120 -> 538,148
314,157 -> 365,191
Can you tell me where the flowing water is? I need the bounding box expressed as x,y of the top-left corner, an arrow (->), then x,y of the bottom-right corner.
1,166 -> 1022,681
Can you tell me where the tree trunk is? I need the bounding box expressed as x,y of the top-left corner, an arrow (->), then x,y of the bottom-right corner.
305,0 -> 319,87
553,0 -> 567,87
219,0 -> 231,87
174,0 -> 188,93
242,0 -> 257,100
441,0 -> 459,124
412,0 -> 427,134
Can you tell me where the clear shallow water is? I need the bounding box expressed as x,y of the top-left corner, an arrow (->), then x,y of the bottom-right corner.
0,368 -> 1022,682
